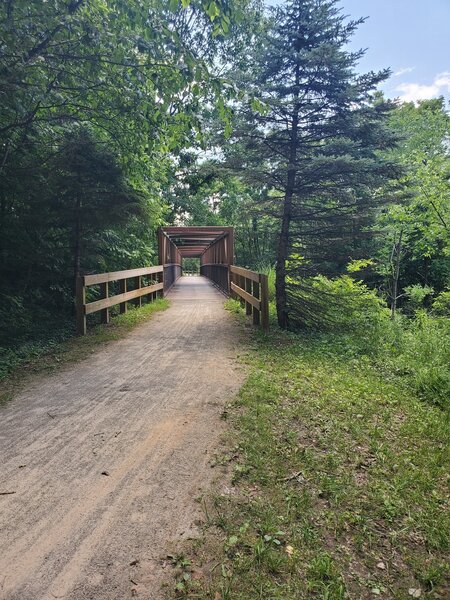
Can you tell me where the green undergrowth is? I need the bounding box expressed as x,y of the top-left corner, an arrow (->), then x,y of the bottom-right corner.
0,298 -> 169,406
176,307 -> 449,599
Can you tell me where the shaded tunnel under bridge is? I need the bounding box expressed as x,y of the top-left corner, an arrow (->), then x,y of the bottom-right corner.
158,226 -> 234,295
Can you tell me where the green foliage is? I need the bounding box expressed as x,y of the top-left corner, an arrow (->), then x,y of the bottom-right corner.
432,290 -> 450,317
374,98 -> 450,304
184,324 -> 450,598
404,284 -> 434,311
287,275 -> 389,340
182,258 -> 200,274
346,258 -> 375,274
285,273 -> 449,410
382,312 -> 450,411
261,264 -> 276,302
217,0 -> 400,327
0,0 -> 251,348
0,127 -> 151,347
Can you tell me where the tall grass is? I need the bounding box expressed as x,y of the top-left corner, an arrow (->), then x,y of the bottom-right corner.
381,311 -> 450,412
257,264 -> 276,302
243,270 -> 450,414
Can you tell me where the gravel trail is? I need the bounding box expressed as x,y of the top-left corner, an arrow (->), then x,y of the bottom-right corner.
0,276 -> 243,600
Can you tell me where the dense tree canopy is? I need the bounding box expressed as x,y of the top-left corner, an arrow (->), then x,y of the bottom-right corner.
213,0 -> 401,326
0,0 -> 449,348
375,98 -> 450,313
0,0 -> 250,345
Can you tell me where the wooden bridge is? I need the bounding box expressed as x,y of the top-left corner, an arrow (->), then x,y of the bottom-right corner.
76,226 -> 269,335
0,227 -> 271,599
1,229 -> 253,598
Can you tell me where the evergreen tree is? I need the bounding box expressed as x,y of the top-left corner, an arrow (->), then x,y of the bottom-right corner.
227,0 -> 400,328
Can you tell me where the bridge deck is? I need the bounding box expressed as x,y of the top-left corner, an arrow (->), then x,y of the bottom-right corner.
168,273 -> 225,302
0,276 -> 243,600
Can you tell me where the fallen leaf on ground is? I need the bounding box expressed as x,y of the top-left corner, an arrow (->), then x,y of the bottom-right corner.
285,545 -> 294,556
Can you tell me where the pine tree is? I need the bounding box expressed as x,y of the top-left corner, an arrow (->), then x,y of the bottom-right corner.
228,0 -> 400,328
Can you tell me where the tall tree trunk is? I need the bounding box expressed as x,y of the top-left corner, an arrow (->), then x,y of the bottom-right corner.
73,194 -> 82,297
390,227 -> 403,320
275,63 -> 300,329
275,173 -> 295,328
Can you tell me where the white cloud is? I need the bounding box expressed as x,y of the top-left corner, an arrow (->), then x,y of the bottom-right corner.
394,67 -> 415,77
395,72 -> 450,103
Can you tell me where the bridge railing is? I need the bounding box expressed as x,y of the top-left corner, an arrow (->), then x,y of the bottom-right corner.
200,263 -> 229,295
163,263 -> 182,294
230,266 -> 269,330
76,266 -> 164,335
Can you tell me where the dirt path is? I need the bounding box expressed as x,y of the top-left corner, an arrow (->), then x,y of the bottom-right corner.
0,277 -> 244,600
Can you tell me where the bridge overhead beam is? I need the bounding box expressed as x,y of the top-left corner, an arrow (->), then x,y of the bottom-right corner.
159,226 -> 234,266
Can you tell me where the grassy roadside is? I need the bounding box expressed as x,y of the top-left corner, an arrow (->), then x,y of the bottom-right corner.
175,304 -> 449,599
0,298 -> 169,406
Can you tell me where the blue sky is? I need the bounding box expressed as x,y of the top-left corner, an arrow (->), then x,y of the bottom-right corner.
268,0 -> 450,103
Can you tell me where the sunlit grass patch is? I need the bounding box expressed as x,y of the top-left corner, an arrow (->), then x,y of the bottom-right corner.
178,326 -> 450,599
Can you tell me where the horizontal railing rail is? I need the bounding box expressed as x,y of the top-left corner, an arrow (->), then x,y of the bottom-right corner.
230,265 -> 269,330
76,265 -> 164,335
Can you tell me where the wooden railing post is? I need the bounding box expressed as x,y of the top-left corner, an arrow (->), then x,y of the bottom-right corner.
134,276 -> 142,308
76,276 -> 86,336
119,278 -> 127,314
158,270 -> 163,298
77,265 -> 163,333
245,276 -> 252,316
229,265 -> 269,331
229,269 -> 235,299
260,273 -> 269,331
239,274 -> 245,308
252,279 -> 260,326
100,282 -> 110,324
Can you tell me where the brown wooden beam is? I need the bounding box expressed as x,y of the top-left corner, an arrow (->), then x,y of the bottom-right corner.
230,282 -> 261,310
85,283 -> 164,315
230,265 -> 260,282
84,265 -> 163,286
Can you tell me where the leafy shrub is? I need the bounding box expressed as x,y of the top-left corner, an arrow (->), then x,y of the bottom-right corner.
287,275 -> 389,339
388,311 -> 450,411
404,284 -> 434,313
285,276 -> 449,411
432,290 -> 450,317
